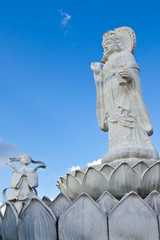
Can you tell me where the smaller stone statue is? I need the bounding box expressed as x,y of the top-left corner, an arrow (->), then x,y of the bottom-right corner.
3,154 -> 46,212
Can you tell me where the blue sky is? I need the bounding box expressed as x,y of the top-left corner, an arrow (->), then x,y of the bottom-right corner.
0,0 -> 160,201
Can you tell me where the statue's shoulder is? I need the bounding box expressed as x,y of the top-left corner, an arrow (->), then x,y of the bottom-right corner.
118,50 -> 135,61
118,50 -> 138,69
26,166 -> 35,172
10,170 -> 22,188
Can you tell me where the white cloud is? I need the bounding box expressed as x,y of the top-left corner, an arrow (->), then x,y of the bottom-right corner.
0,138 -> 21,167
87,158 -> 102,167
68,158 -> 102,172
59,10 -> 71,26
69,165 -> 81,172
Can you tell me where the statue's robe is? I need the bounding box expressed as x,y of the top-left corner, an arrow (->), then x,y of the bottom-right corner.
9,167 -> 38,200
94,50 -> 159,162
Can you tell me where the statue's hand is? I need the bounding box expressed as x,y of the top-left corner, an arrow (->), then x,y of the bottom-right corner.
91,62 -> 101,75
118,69 -> 132,80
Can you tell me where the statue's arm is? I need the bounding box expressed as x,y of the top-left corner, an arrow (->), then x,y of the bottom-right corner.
33,162 -> 46,172
6,160 -> 18,172
91,62 -> 108,131
95,77 -> 108,131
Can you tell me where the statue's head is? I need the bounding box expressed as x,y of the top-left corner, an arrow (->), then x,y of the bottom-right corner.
101,31 -> 124,63
19,154 -> 32,165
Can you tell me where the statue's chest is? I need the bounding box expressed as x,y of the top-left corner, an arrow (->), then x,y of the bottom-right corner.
103,74 -> 131,104
103,60 -> 124,76
102,58 -> 129,97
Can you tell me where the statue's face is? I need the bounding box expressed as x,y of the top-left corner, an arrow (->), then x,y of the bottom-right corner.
20,154 -> 32,165
103,38 -> 119,56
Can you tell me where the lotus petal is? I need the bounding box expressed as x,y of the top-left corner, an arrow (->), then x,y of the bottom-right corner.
75,170 -> 85,182
141,162 -> 160,196
66,174 -> 82,200
96,191 -> 118,215
60,177 -> 66,185
42,196 -> 51,206
83,167 -> 108,200
57,160 -> 160,200
133,161 -> 149,177
48,193 -> 71,219
69,171 -> 76,177
58,181 -> 67,196
109,163 -> 140,198
144,190 -> 160,215
100,164 -> 114,180
18,197 -> 57,240
109,191 -> 159,240
93,164 -> 103,171
157,214 -> 160,235
2,201 -> 18,240
0,210 -> 2,238
58,193 -> 108,240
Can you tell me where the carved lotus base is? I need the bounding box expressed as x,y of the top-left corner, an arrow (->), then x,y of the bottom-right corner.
57,159 -> 160,200
1,191 -> 160,240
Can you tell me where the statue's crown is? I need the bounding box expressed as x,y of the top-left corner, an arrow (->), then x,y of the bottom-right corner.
103,30 -> 116,38
102,27 -> 136,54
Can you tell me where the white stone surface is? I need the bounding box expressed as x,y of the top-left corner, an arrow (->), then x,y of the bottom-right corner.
48,193 -> 71,219
109,162 -> 140,198
133,161 -> 149,177
96,191 -> 118,215
109,191 -> 159,240
42,196 -> 52,206
83,167 -> 108,200
75,170 -> 85,181
18,197 -> 57,240
66,173 -> 82,200
58,160 -> 160,200
2,201 -> 18,240
141,162 -> 160,196
100,164 -> 114,180
2,190 -> 160,240
58,193 -> 108,240
145,190 -> 160,215
91,26 -> 159,163
0,210 -> 2,238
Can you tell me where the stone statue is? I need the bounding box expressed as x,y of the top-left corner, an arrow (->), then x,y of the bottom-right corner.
91,27 -> 159,163
4,154 -> 46,212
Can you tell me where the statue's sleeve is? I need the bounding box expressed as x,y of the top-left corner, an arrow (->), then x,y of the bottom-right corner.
27,172 -> 38,188
10,171 -> 22,188
94,72 -> 108,132
123,51 -> 153,136
122,51 -> 140,73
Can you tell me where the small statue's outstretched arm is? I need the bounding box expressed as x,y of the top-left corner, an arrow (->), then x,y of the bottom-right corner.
6,158 -> 19,172
32,160 -> 46,172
